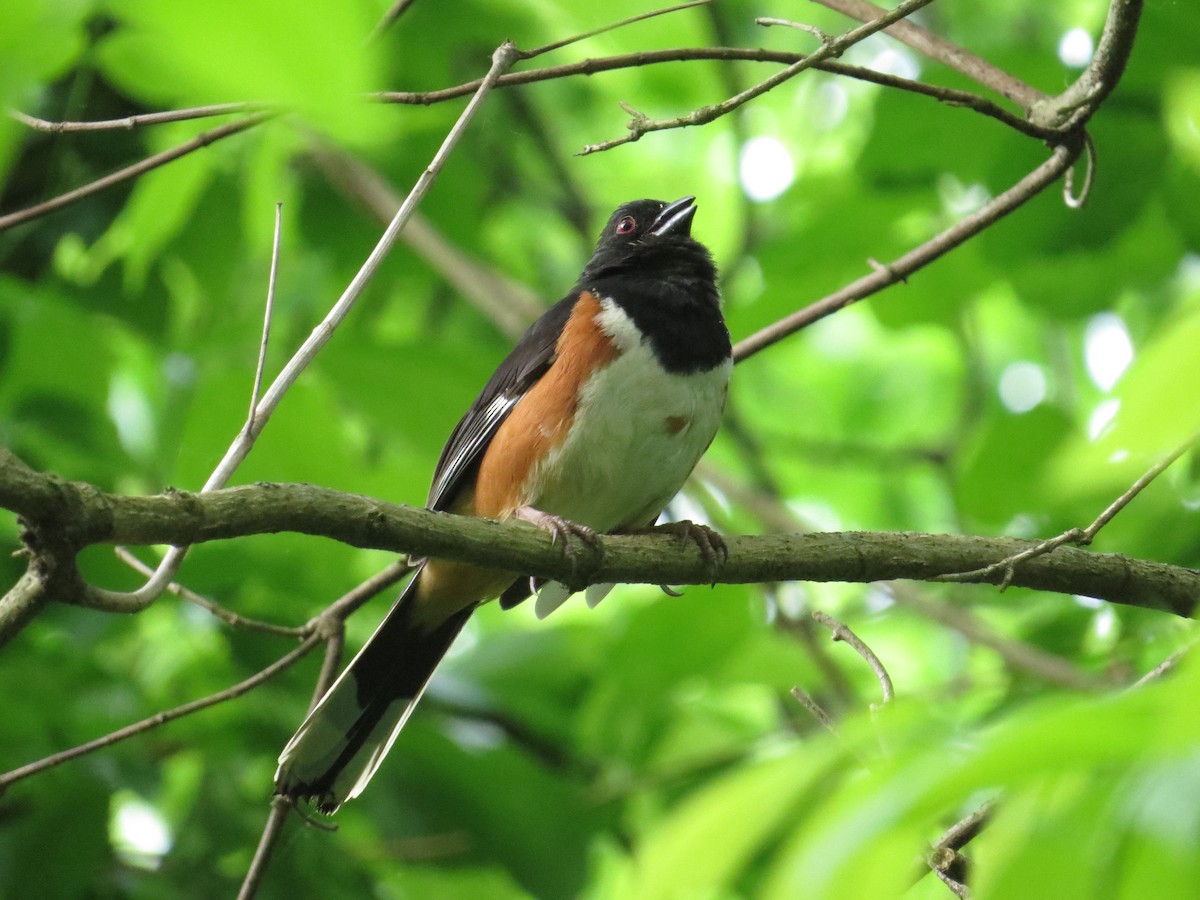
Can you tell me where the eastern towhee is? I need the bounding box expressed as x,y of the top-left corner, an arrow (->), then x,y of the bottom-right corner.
275,196 -> 732,812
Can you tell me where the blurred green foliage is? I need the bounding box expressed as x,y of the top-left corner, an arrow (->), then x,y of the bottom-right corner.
1,1 -> 1198,898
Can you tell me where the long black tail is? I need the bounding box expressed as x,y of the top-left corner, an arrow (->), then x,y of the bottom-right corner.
275,567 -> 472,813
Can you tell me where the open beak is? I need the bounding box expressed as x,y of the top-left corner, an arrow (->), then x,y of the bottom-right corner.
650,196 -> 697,238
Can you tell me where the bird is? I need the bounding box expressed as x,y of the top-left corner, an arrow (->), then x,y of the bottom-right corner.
275,195 -> 732,813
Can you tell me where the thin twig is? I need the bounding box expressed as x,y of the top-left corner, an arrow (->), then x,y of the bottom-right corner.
934,802 -> 994,854
1129,640 -> 1198,691
933,865 -> 971,899
891,585 -> 1104,691
316,559 -> 413,625
919,800 -> 995,897
308,631 -> 347,713
238,633 -> 347,900
812,610 -> 894,705
66,42 -> 521,617
0,112 -> 271,232
810,0 -> 1044,110
248,202 -> 284,430
237,798 -> 294,900
0,633 -> 321,793
375,48 -> 1052,140
368,0 -> 419,42
732,142 -> 1078,362
9,103 -> 254,133
578,0 -> 936,155
756,18 -> 833,45
790,686 -> 839,734
520,0 -> 713,59
307,144 -> 545,338
113,547 -> 305,637
937,429 -> 1200,587
1064,133 -> 1097,208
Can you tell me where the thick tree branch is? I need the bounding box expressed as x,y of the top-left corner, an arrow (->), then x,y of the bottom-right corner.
2,450 -> 1196,648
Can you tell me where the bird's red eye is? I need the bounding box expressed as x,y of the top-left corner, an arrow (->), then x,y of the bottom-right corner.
616,216 -> 637,234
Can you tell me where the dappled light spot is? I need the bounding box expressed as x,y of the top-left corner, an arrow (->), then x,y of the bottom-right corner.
1085,312 -> 1133,391
739,136 -> 795,203
1088,398 -> 1121,439
998,361 -> 1046,413
1058,27 -> 1094,68
109,793 -> 172,870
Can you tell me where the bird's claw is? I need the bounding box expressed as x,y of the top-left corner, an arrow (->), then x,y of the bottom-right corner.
513,506 -> 602,577
631,519 -> 727,585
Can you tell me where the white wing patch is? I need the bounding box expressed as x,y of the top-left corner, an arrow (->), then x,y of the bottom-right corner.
428,393 -> 518,509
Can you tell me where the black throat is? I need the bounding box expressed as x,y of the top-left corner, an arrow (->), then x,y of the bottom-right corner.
582,240 -> 730,374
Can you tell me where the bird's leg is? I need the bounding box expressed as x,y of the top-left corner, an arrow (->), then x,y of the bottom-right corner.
512,506 -> 603,581
620,519 -> 728,584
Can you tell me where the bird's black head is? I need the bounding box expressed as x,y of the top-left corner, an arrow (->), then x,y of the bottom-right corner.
578,196 -> 728,373
582,196 -> 715,285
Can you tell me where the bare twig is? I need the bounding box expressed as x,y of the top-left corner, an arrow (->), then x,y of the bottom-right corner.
9,103 -> 254,132
0,633 -> 321,793
315,559 -> 413,635
932,862 -> 971,899
307,144 -> 545,338
920,800 -> 995,897
0,112 -> 272,232
810,0 -> 1044,110
790,685 -> 839,734
1129,640 -> 1198,691
892,586 -> 1104,690
376,48 -> 1052,139
368,0 -> 419,42
54,42 -> 521,621
937,429 -> 1200,588
113,547 -> 305,637
237,798 -> 295,900
812,610 -> 894,705
521,0 -> 713,59
249,202 -> 283,429
238,632 -> 347,900
756,18 -> 834,45
579,0 -> 936,155
1063,133 -> 1098,208
1029,0 -> 1143,130
0,569 -> 52,653
935,801 -> 994,855
732,142 -> 1079,362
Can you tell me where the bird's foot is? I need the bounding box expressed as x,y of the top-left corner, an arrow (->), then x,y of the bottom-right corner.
512,506 -> 602,579
625,519 -> 727,584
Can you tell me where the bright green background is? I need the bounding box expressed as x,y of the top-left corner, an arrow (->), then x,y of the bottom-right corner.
2,1 -> 1199,898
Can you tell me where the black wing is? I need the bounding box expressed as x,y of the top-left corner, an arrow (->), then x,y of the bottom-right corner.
426,293 -> 578,511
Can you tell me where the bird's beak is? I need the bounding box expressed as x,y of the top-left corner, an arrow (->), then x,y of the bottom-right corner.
650,196 -> 697,238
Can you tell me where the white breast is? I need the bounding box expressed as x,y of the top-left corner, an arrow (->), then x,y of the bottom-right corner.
526,298 -> 730,532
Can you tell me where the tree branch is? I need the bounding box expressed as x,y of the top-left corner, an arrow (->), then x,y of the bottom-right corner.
811,0 -> 1045,109
733,142 -> 1079,362
374,49 -> 1053,140
0,632 -> 322,794
812,610 -> 895,705
2,450 -> 1196,646
0,112 -> 272,232
578,0 -> 937,155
